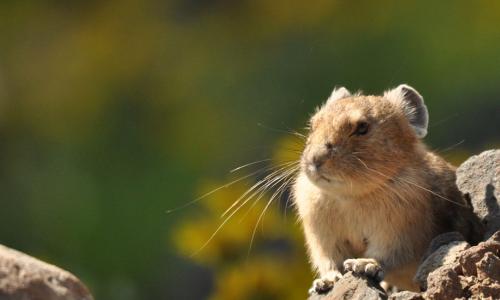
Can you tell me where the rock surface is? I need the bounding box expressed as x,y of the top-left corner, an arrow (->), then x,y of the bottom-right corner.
308,272 -> 387,300
422,231 -> 500,299
0,244 -> 93,300
388,291 -> 423,300
310,232 -> 500,300
456,149 -> 500,239
414,233 -> 469,290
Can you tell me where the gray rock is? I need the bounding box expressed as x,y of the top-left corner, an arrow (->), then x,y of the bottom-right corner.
420,231 -> 465,262
456,149 -> 500,239
423,266 -> 464,300
414,236 -> 469,290
418,230 -> 500,299
476,252 -> 500,281
388,291 -> 423,300
308,272 -> 387,300
459,230 -> 500,277
0,244 -> 93,300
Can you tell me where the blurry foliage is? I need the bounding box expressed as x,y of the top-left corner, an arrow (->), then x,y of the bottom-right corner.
0,0 -> 498,299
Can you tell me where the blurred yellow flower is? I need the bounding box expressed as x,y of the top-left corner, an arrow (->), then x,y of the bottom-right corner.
209,257 -> 310,300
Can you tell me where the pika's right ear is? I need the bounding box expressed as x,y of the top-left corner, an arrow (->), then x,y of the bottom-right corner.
326,87 -> 351,104
384,84 -> 429,138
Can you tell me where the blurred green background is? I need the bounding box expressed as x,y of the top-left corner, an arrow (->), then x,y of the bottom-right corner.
0,1 -> 499,299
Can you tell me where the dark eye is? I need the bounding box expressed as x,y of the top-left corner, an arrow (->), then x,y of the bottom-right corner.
354,122 -> 369,135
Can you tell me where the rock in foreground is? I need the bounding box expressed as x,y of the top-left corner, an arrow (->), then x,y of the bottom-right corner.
423,231 -> 500,299
308,272 -> 387,300
0,244 -> 93,300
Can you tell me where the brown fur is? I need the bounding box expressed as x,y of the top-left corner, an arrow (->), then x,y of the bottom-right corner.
293,87 -> 482,292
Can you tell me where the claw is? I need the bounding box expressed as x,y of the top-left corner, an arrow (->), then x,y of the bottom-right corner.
308,271 -> 342,295
343,258 -> 384,281
309,278 -> 334,295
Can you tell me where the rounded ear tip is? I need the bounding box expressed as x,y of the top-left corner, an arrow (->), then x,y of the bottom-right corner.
399,84 -> 424,100
327,86 -> 351,103
398,84 -> 416,91
334,86 -> 350,93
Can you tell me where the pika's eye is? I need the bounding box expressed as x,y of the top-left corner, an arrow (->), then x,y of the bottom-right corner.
354,122 -> 369,136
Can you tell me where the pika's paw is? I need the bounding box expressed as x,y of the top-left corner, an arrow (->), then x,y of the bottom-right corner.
308,271 -> 342,295
343,258 -> 384,281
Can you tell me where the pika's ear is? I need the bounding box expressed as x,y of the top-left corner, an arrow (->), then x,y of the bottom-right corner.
384,84 -> 429,138
326,87 -> 351,104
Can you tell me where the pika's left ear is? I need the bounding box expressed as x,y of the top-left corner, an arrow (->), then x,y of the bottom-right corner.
384,84 -> 429,138
326,87 -> 351,104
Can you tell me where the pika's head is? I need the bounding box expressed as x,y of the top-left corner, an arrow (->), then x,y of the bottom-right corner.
302,84 -> 429,195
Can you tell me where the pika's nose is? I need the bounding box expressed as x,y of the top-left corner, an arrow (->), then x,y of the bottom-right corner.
311,143 -> 337,168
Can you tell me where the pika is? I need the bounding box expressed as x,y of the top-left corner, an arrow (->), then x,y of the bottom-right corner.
293,84 -> 483,294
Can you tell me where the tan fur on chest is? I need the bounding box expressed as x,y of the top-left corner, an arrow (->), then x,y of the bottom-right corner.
294,171 -> 433,272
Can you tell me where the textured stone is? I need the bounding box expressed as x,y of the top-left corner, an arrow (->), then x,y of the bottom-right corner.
308,272 -> 387,300
420,230 -> 500,300
420,231 -> 465,262
0,244 -> 93,300
423,267 -> 464,300
459,231 -> 500,277
465,277 -> 500,300
476,252 -> 500,281
388,291 -> 423,300
456,149 -> 500,239
414,234 -> 469,290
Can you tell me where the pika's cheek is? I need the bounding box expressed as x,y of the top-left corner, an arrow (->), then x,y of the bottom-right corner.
300,146 -> 312,165
321,160 -> 340,175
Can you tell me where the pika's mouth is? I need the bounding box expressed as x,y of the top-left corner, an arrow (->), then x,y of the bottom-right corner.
303,163 -> 339,184
310,172 -> 345,188
318,174 -> 331,182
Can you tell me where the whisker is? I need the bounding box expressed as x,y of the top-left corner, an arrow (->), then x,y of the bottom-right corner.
225,166 -> 294,221
191,163 -> 299,257
283,176 -> 298,219
435,139 -> 465,154
190,204 -> 242,257
221,161 -> 299,218
280,148 -> 304,155
230,158 -> 273,173
282,124 -> 307,137
235,165 -> 300,223
257,122 -> 306,140
350,155 -> 411,206
352,155 -> 467,208
429,113 -> 459,128
247,168 -> 299,257
238,164 -> 299,222
274,170 -> 297,217
368,162 -> 466,207
395,176 -> 467,208
166,161 -> 293,214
